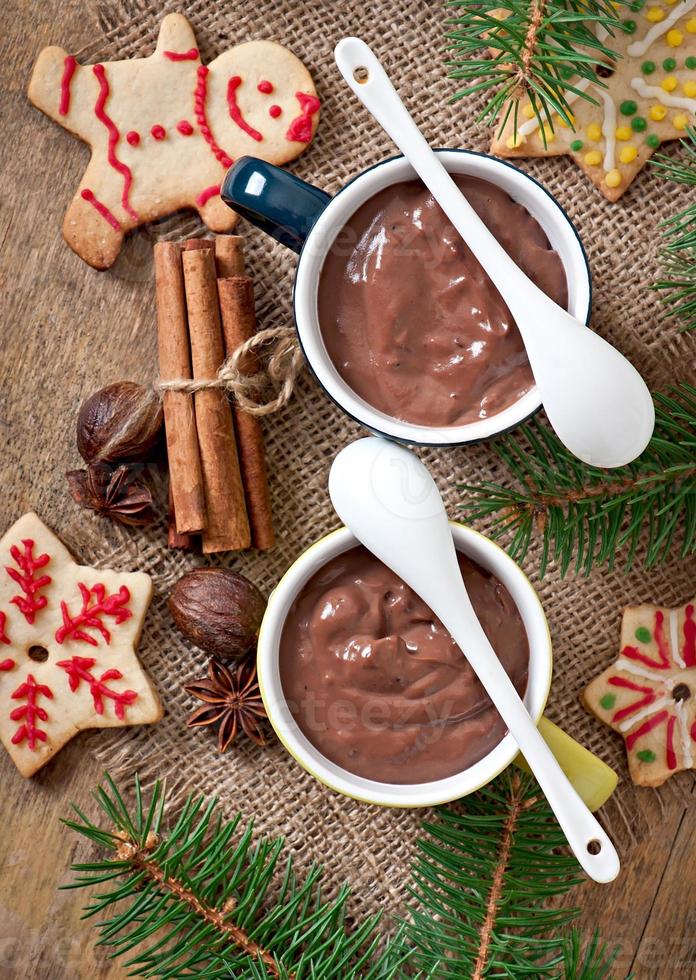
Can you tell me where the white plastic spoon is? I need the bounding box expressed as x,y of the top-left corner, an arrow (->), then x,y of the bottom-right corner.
334,37 -> 654,469
329,436 -> 620,883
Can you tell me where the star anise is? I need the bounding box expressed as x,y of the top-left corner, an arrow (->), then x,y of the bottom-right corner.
66,463 -> 156,527
184,655 -> 268,751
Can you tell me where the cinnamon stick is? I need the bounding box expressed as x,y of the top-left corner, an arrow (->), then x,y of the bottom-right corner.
214,235 -> 246,278
167,486 -> 195,550
217,276 -> 275,549
182,247 -> 251,553
154,242 -> 206,534
183,237 -> 245,279
183,238 -> 213,252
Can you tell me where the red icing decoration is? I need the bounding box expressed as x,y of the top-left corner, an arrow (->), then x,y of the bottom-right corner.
10,674 -> 52,749
654,610 -> 670,664
92,63 -> 138,222
683,604 -> 695,667
176,120 -> 194,136
151,125 -> 166,140
56,655 -> 137,719
286,92 -> 320,143
196,184 -> 221,207
0,611 -> 10,645
227,76 -> 263,142
0,658 -> 14,671
6,539 -> 51,625
625,708 -> 669,750
257,80 -> 274,94
55,582 -> 132,647
666,714 -> 677,770
81,188 -> 121,231
164,48 -> 199,61
59,55 -> 77,115
194,66 -> 234,169
269,104 -> 282,118
608,675 -> 656,722
126,130 -> 141,146
691,721 -> 696,742
621,610 -> 671,670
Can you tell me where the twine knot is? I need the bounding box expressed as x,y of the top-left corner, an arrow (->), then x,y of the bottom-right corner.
158,326 -> 303,416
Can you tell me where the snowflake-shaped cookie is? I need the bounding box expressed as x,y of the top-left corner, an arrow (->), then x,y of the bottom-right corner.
492,0 -> 696,200
0,513 -> 162,777
583,598 -> 696,786
28,13 -> 320,268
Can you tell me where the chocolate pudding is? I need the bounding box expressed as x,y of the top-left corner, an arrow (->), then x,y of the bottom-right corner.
318,175 -> 568,427
279,546 -> 529,784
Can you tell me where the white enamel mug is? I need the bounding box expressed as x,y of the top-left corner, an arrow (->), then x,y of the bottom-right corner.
221,150 -> 592,446
256,524 -> 616,809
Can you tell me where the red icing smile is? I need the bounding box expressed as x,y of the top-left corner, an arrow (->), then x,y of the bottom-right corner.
227,76 -> 263,142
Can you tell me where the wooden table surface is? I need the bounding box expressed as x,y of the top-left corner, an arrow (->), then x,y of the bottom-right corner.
0,2 -> 694,978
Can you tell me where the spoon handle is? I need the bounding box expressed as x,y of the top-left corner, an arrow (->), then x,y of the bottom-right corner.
334,36 -> 542,316
381,532 -> 620,882
443,597 -> 620,883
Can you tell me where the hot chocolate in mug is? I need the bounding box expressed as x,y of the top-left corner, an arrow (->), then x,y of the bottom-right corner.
256,523 -> 617,809
221,150 -> 592,446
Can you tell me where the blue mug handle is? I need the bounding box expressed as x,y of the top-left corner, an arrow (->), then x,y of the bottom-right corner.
221,156 -> 331,254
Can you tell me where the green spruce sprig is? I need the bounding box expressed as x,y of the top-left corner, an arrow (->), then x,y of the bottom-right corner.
405,771 -> 623,978
458,384 -> 696,576
62,774 -> 406,979
445,0 -> 626,141
652,127 -> 696,331
64,773 -> 623,979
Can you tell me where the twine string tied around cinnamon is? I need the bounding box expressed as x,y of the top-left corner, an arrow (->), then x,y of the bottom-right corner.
158,325 -> 303,416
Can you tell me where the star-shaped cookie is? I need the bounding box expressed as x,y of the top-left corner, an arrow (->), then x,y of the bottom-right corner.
28,13 -> 320,268
583,597 -> 696,786
0,513 -> 162,777
492,0 -> 696,200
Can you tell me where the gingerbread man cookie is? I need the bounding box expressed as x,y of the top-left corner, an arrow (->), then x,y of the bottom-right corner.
0,513 -> 162,777
492,0 -> 696,201
28,14 -> 320,268
583,598 -> 696,786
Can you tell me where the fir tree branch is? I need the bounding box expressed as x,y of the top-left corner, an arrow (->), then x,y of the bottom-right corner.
62,774 -> 404,979
403,771 -> 622,978
458,383 -> 696,576
445,0 -> 627,140
652,128 -> 696,332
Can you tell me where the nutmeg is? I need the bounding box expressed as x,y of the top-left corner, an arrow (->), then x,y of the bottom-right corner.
76,381 -> 163,464
169,568 -> 266,660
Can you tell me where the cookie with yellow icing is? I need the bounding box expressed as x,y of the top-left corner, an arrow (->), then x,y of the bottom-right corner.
491,0 -> 696,201
28,13 -> 320,268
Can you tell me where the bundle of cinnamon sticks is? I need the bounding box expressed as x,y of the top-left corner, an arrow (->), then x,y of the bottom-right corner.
155,235 -> 274,554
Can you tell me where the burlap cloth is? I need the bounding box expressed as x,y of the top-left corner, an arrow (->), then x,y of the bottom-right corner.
10,0 -> 696,931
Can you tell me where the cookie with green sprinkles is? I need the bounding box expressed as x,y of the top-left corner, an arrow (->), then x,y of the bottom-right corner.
583,598 -> 696,788
491,0 -> 696,202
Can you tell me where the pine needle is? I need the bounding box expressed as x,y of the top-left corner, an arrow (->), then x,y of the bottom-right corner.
652,128 -> 696,332
458,383 -> 696,576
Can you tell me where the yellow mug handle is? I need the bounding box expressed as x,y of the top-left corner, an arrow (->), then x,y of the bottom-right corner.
514,716 -> 618,812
